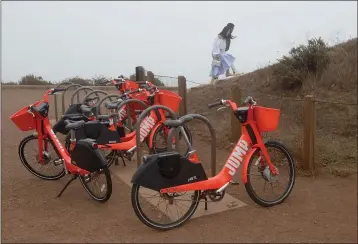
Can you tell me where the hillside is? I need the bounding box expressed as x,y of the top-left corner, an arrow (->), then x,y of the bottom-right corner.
187,38 -> 357,176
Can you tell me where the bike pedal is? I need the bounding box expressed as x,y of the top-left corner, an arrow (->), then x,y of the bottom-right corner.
230,180 -> 240,185
54,159 -> 63,166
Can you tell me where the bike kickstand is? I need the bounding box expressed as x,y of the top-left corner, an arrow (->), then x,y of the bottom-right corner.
119,151 -> 126,166
57,175 -> 78,198
204,196 -> 208,211
114,157 -> 120,166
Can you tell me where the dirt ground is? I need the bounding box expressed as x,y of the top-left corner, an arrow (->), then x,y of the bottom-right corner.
1,88 -> 357,243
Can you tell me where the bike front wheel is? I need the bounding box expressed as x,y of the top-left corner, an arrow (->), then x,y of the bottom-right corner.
18,135 -> 66,180
244,140 -> 295,207
131,183 -> 200,231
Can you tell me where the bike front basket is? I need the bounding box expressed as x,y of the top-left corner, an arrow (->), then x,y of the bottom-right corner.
10,105 -> 37,131
253,106 -> 280,132
155,90 -> 182,113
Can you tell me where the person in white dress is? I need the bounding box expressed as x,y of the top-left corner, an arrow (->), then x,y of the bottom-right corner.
209,23 -> 237,85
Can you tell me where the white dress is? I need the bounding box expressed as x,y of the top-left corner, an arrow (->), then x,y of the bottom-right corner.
209,35 -> 236,78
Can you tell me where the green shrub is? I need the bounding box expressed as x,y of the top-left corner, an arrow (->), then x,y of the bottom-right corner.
18,74 -> 50,85
273,37 -> 330,90
1,81 -> 18,85
64,76 -> 92,86
91,75 -> 110,86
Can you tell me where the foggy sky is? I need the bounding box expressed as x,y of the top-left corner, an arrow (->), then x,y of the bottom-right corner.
2,1 -> 357,86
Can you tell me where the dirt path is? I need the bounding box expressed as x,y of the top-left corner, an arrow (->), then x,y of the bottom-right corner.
1,90 -> 357,243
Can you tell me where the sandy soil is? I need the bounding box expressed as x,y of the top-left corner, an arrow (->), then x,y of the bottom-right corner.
1,88 -> 357,243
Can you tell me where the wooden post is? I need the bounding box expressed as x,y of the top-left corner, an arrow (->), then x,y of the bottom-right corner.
135,66 -> 146,82
54,94 -> 58,121
230,85 -> 242,142
302,95 -> 316,173
178,76 -> 187,116
147,71 -> 155,84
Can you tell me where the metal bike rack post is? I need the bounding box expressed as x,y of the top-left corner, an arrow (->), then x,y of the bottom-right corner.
54,82 -> 73,121
94,94 -> 123,118
136,105 -> 177,167
70,87 -> 94,105
166,114 -> 217,177
61,84 -> 82,115
82,90 -> 109,104
113,99 -> 149,129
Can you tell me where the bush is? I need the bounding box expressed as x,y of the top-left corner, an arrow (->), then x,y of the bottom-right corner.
64,76 -> 92,86
18,74 -> 50,85
91,75 -> 110,86
1,81 -> 18,85
273,37 -> 330,90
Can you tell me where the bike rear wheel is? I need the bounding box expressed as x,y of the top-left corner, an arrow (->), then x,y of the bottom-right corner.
131,183 -> 200,231
150,124 -> 193,155
79,167 -> 112,203
18,135 -> 65,180
244,140 -> 295,207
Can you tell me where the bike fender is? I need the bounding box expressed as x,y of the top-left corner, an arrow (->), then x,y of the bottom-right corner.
241,147 -> 259,184
147,122 -> 163,149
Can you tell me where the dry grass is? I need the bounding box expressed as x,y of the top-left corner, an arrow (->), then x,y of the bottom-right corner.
188,38 -> 357,177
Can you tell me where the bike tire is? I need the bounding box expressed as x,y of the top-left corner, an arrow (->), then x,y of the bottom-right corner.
131,183 -> 200,231
150,124 -> 193,155
18,135 -> 66,180
79,167 -> 112,203
244,140 -> 296,207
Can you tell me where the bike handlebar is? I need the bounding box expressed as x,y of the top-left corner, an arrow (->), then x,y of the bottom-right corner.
208,99 -> 223,108
207,96 -> 257,109
51,87 -> 66,94
243,96 -> 256,105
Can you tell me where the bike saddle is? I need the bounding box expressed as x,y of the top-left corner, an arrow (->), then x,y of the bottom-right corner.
64,120 -> 86,130
83,96 -> 99,104
163,115 -> 194,128
62,113 -> 87,120
80,105 -> 93,114
104,101 -> 121,110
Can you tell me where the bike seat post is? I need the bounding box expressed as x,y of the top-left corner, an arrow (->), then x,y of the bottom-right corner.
70,130 -> 76,144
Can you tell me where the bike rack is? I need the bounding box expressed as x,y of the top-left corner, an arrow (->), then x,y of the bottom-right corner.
166,114 -> 217,177
94,94 -> 123,118
112,98 -> 149,132
53,82 -> 74,121
70,87 -> 94,105
82,90 -> 109,106
135,105 -> 178,167
61,84 -> 82,115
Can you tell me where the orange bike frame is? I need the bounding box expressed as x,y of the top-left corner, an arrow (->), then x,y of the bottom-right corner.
160,100 -> 277,194
35,90 -> 90,176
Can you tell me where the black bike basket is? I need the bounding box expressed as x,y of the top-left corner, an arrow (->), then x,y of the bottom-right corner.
64,104 -> 82,115
131,151 -> 208,192
74,121 -> 122,145
71,138 -> 107,172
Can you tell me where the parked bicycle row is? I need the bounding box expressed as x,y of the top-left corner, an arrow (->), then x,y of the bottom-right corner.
10,76 -> 296,231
